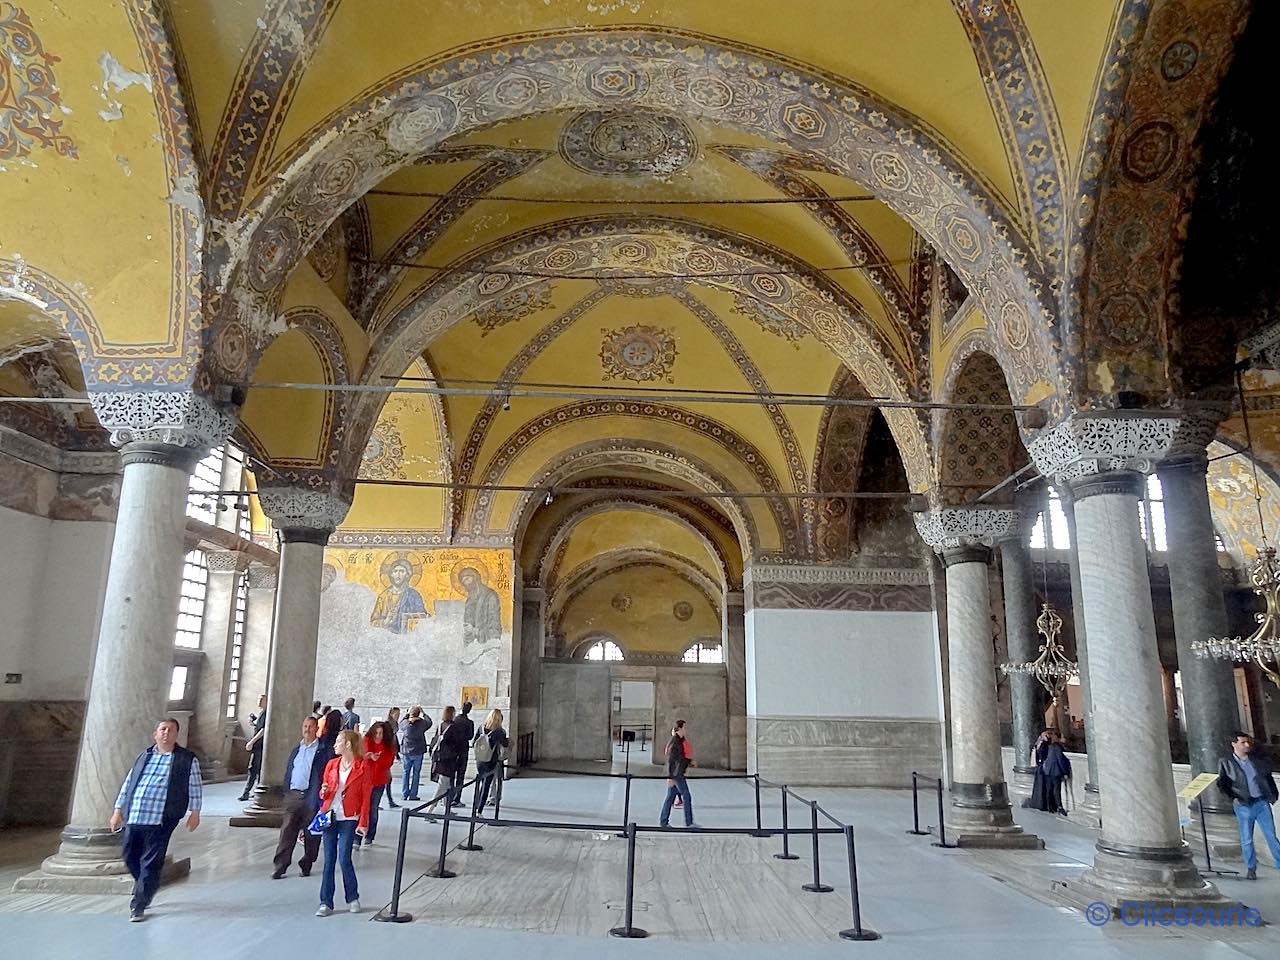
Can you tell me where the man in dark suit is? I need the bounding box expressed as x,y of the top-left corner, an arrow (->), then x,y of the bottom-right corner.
451,701 -> 476,803
271,715 -> 329,879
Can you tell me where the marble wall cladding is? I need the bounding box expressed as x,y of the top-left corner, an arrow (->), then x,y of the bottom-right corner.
539,662 -> 612,760
748,716 -> 944,787
653,666 -> 729,771
0,437 -> 119,520
0,700 -> 85,826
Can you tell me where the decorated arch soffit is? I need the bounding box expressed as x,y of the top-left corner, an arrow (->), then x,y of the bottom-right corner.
812,366 -> 875,561
1063,0 -> 1249,407
534,499 -> 730,593
494,439 -> 766,561
935,342 -> 1026,507
204,27 -> 1063,420
339,216 -> 932,497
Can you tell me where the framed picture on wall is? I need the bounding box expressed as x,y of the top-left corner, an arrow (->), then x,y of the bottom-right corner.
461,685 -> 489,710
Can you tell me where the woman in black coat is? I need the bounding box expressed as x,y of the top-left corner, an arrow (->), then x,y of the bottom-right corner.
428,706 -> 470,803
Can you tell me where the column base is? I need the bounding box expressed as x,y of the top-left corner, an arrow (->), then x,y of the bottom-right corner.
1067,782 -> 1102,830
947,781 -> 1043,849
1054,838 -> 1227,912
12,827 -> 191,895
1009,765 -> 1035,800
229,784 -> 285,828
1188,803 -> 1243,862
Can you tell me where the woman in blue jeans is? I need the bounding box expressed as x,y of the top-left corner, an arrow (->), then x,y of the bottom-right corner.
315,731 -> 372,916
658,720 -> 699,829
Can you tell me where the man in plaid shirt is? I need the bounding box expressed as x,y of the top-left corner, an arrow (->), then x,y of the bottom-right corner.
109,717 -> 202,921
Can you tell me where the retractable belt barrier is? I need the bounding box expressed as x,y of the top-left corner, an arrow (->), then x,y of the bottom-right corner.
377,763 -> 882,942
905,771 -> 955,848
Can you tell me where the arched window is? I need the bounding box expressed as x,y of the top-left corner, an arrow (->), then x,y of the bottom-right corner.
584,639 -> 624,661
682,642 -> 723,664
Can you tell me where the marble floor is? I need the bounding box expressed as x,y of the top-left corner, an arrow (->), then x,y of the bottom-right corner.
1,768 -> 1279,959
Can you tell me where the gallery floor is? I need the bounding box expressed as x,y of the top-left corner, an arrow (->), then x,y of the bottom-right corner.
1,768 -> 1278,959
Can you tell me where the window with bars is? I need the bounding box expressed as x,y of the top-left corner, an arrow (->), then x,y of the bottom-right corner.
681,642 -> 723,664
1030,478 -> 1176,554
225,572 -> 248,719
186,447 -> 225,525
1137,474 -> 1168,552
174,551 -> 209,649
1029,486 -> 1071,550
584,639 -> 624,661
225,444 -> 248,538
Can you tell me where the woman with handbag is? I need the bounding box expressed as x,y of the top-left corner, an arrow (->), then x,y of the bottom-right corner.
473,709 -> 510,812
355,721 -> 395,846
313,730 -> 372,916
428,706 -> 469,804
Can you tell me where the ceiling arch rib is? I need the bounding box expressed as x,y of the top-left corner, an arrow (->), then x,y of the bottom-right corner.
498,441 -> 765,561
467,402 -> 793,555
207,27 -> 1061,420
337,216 -> 932,495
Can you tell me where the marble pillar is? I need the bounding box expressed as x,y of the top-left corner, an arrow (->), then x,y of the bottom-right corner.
1060,491 -> 1102,826
1158,454 -> 1242,852
999,507 -> 1043,799
232,488 -> 347,828
940,546 -> 1041,848
725,590 -> 747,772
517,586 -> 545,754
1062,470 -> 1219,907
189,556 -> 239,778
15,441 -> 206,893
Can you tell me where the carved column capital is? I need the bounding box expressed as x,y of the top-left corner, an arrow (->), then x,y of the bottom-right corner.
257,487 -> 350,536
90,389 -> 236,453
913,508 -> 1019,553
246,564 -> 278,589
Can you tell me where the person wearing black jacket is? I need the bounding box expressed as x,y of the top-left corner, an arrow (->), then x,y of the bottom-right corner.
271,715 -> 329,879
428,706 -> 470,804
1217,731 -> 1280,880
450,701 -> 476,803
399,706 -> 432,800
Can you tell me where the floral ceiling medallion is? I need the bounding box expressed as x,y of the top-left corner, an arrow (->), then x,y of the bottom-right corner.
600,324 -> 676,383
559,109 -> 696,178
0,2 -> 77,161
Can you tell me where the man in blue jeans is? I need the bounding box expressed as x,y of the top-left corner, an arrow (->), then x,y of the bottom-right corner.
398,705 -> 432,800
659,719 -> 699,829
1217,731 -> 1280,880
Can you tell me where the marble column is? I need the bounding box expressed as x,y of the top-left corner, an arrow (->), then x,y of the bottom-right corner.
189,554 -> 240,778
725,590 -> 747,772
1158,453 -> 1242,852
1060,490 -> 1102,826
15,438 -> 214,893
1029,413 -> 1223,909
915,511 -> 1040,849
232,489 -> 348,828
999,501 -> 1043,799
517,586 -> 545,755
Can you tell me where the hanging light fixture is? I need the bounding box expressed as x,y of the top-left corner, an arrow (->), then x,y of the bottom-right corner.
1190,370 -> 1280,688
1001,497 -> 1079,706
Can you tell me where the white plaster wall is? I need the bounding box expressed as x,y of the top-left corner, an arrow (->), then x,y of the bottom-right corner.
746,608 -> 943,719
0,504 -> 113,702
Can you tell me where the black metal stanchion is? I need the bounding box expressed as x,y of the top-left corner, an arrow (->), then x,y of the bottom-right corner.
906,772 -> 929,836
493,771 -> 503,821
931,777 -> 956,849
617,773 -> 633,838
426,792 -> 458,878
375,807 -> 414,923
608,823 -> 649,939
1196,796 -> 1238,877
750,774 -> 768,837
774,785 -> 799,860
457,777 -> 484,852
801,800 -> 833,893
838,824 -> 881,941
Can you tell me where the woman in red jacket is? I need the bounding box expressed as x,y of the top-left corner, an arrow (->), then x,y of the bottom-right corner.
356,721 -> 395,846
315,730 -> 372,916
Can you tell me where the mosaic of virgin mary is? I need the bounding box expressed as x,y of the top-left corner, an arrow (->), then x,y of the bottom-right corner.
369,557 -> 429,634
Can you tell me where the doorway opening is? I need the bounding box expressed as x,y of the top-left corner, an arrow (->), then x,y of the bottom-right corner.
612,679 -> 655,760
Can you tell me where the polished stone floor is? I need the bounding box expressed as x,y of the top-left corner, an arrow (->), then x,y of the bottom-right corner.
1,762 -> 1279,958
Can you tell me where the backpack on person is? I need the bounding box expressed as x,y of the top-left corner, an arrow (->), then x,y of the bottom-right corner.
473,729 -> 494,764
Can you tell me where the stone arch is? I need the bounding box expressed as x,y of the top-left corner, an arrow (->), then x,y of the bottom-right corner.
812,366 -> 875,560
1,257 -> 102,381
467,403 -> 790,552
535,499 -> 730,592
331,216 -> 932,494
503,440 -> 765,562
936,346 -> 1026,507
206,27 -> 1060,411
